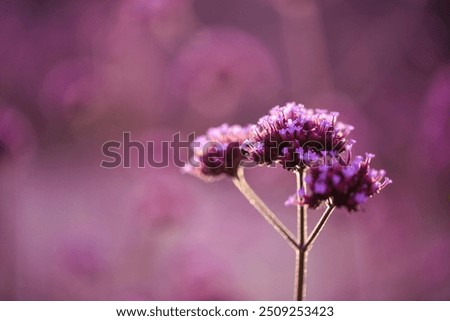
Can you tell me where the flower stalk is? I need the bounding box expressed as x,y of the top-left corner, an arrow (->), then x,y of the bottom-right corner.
184,102 -> 392,300
294,168 -> 308,300
232,168 -> 298,251
305,203 -> 335,251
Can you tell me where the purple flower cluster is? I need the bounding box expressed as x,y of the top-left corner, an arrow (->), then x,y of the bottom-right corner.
184,124 -> 250,181
185,101 -> 391,211
242,102 -> 354,169
286,153 -> 392,211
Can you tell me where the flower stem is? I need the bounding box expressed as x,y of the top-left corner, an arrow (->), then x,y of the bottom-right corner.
232,168 -> 298,251
305,204 -> 335,251
294,169 -> 308,301
296,169 -> 307,246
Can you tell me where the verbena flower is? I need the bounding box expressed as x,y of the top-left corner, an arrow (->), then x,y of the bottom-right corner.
285,153 -> 392,211
184,124 -> 251,181
242,102 -> 354,170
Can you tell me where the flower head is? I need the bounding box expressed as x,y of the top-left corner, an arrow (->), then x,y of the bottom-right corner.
242,102 -> 354,170
183,124 -> 251,181
286,153 -> 392,211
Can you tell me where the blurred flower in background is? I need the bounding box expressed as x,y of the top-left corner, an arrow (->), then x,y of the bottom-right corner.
39,58 -> 97,127
168,27 -> 282,121
0,0 -> 449,300
118,0 -> 197,51
0,105 -> 35,164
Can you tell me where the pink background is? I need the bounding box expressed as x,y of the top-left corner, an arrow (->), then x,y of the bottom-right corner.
0,0 -> 449,300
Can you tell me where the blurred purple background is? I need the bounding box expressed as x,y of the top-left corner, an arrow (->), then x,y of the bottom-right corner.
0,0 -> 449,300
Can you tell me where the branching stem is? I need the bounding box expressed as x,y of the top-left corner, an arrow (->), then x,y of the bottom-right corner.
232,168 -> 298,251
